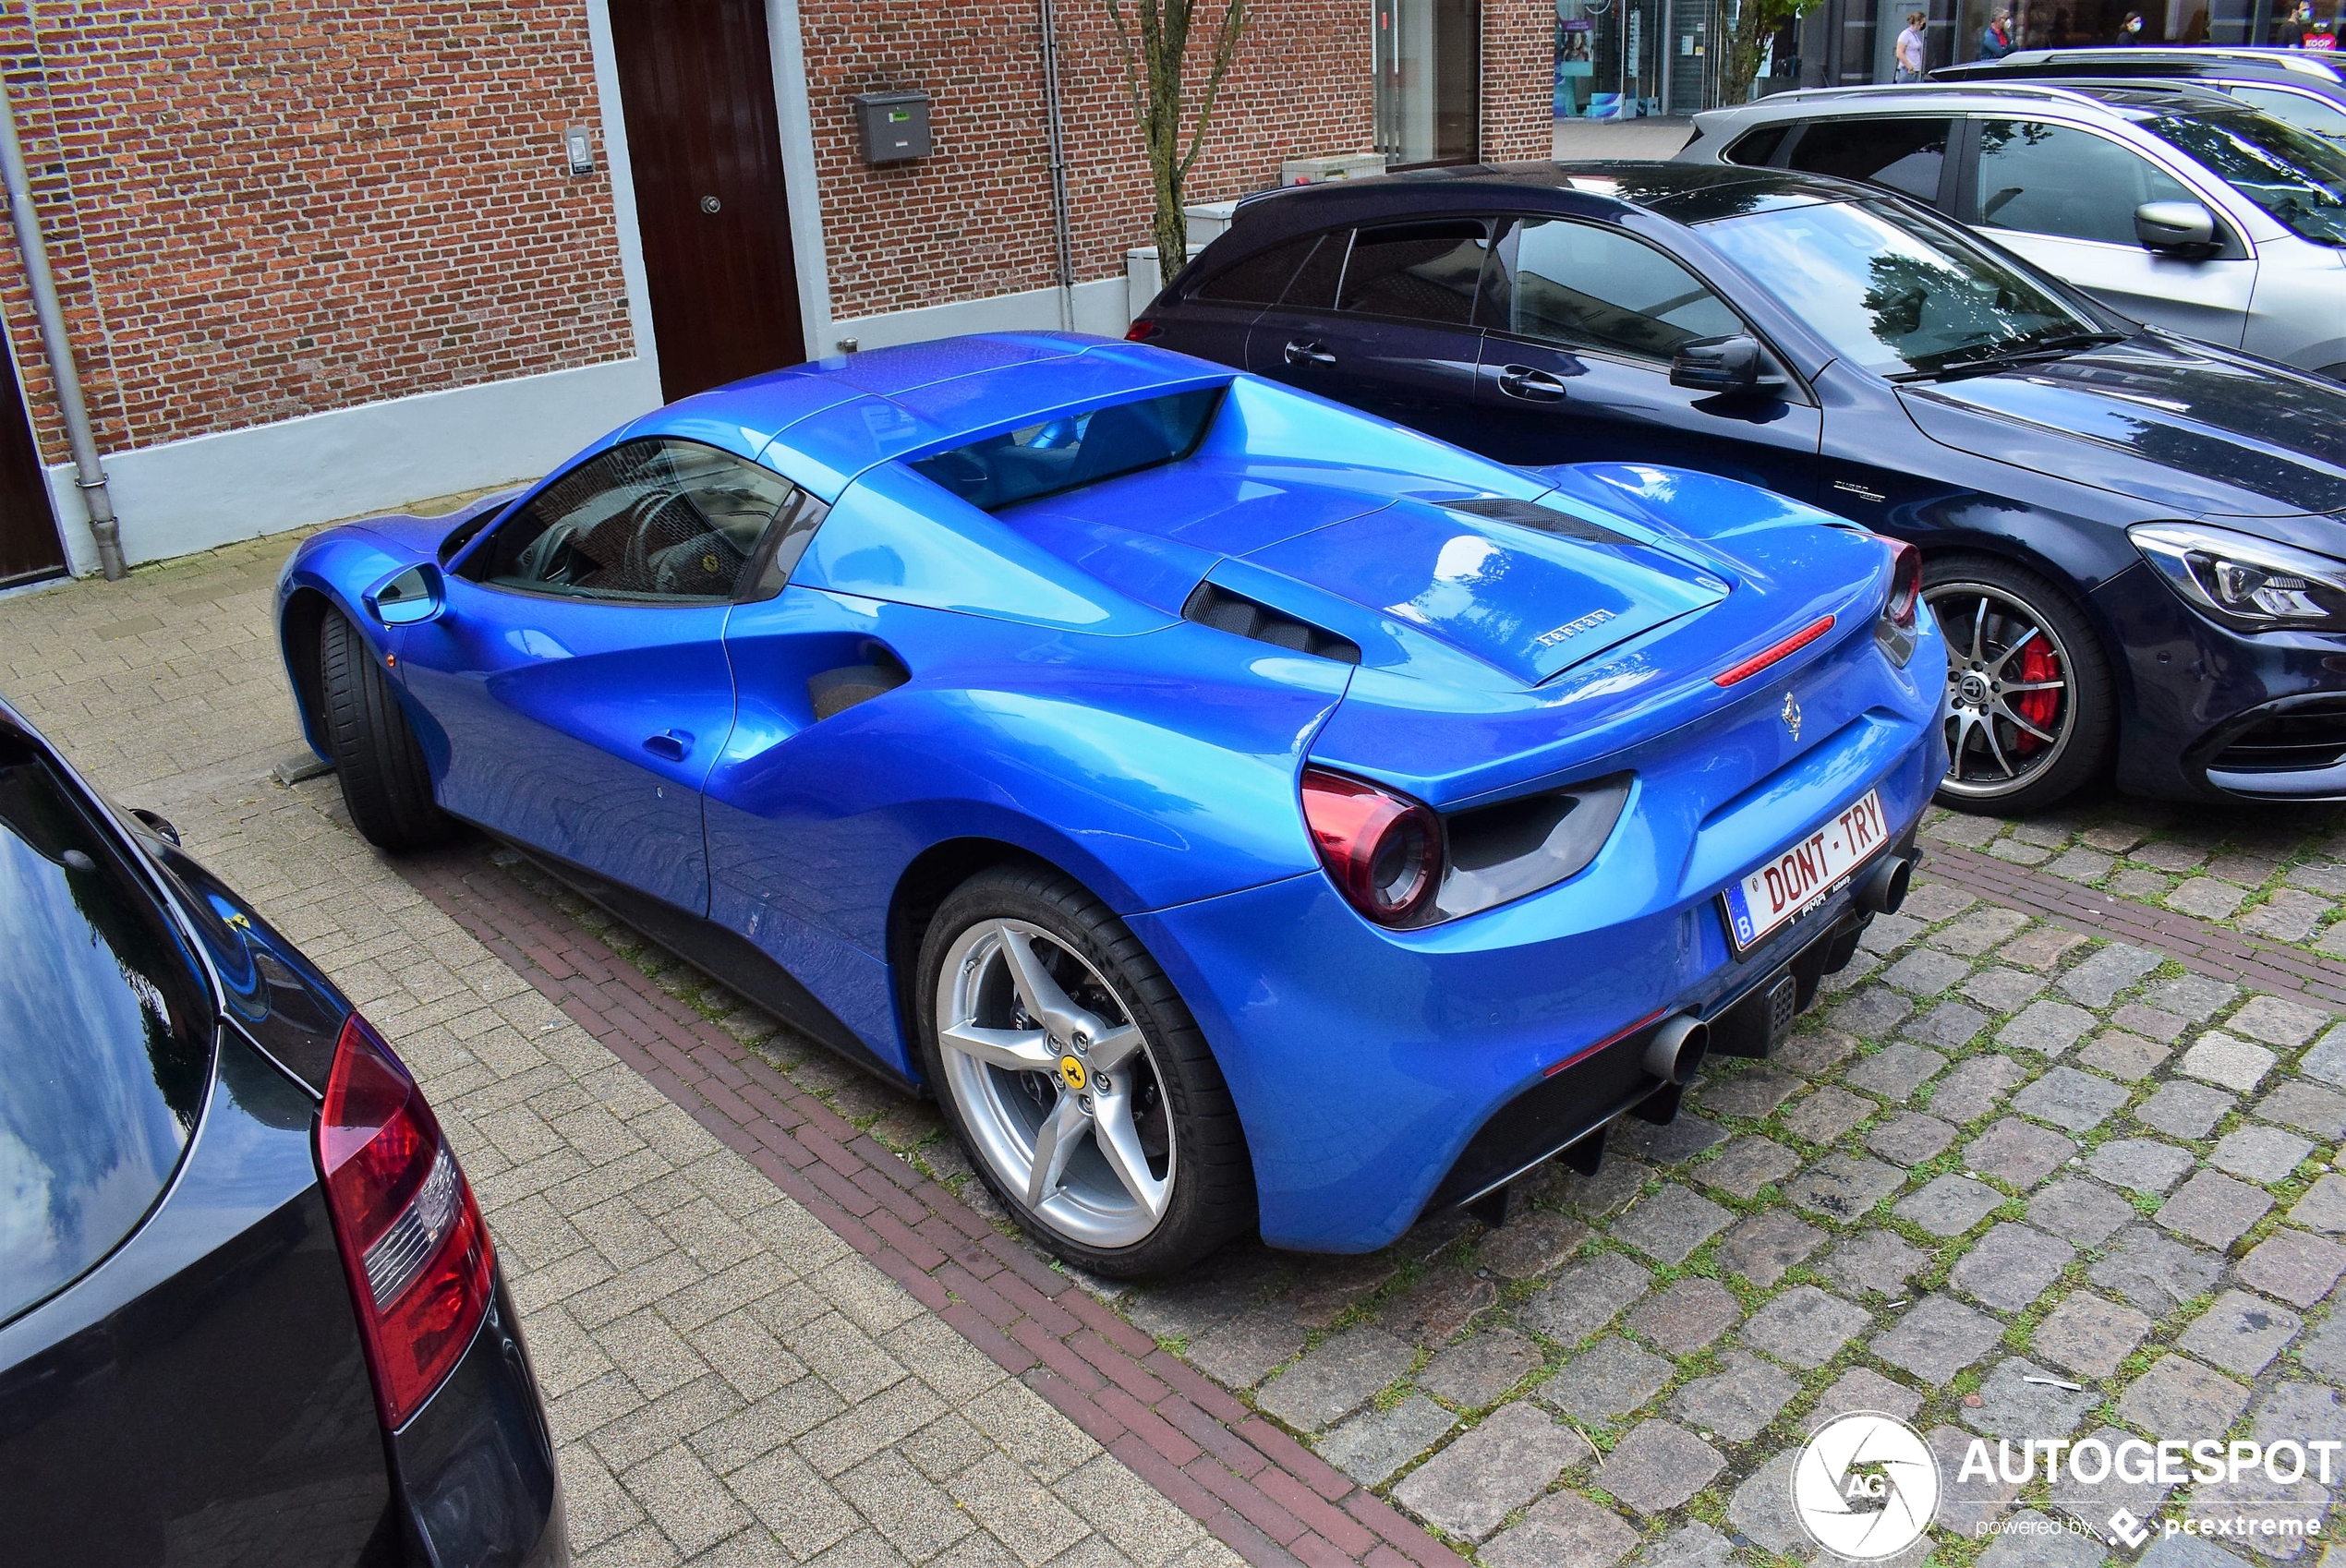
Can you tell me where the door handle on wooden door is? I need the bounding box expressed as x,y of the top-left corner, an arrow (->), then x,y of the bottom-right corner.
1284,339 -> 1336,368
1497,365 -> 1566,402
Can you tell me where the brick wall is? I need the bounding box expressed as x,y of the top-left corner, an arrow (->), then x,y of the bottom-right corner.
0,0 -> 1554,469
0,1 -> 630,464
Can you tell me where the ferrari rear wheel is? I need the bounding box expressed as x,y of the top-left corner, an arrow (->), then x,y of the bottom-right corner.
318,609 -> 456,851
915,866 -> 1253,1278
1924,554 -> 2112,815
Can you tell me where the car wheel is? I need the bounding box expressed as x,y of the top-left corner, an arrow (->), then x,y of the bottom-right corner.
914,865 -> 1254,1278
1923,553 -> 2113,815
318,609 -> 456,851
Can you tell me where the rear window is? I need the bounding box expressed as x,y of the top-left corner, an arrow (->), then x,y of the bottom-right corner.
1,732 -> 212,1326
906,387 -> 1223,513
1783,117 -> 1953,202
1193,235 -> 1318,305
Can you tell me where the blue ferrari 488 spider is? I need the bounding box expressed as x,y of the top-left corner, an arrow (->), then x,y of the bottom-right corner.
277,332 -> 1945,1275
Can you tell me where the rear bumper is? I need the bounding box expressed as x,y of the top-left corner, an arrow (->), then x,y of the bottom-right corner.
393,1271 -> 567,1568
1131,739 -> 1940,1253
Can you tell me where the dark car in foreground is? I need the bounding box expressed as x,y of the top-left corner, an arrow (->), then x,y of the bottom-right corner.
0,698 -> 563,1567
1132,160 -> 2346,812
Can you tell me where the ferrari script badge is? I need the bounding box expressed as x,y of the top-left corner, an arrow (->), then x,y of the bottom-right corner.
1058,1055 -> 1088,1092
1782,692 -> 1802,742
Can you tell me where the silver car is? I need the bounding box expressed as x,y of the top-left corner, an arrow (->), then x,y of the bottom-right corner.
1677,81 -> 2346,377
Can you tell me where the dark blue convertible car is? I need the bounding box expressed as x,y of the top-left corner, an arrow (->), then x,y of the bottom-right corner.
278,334 -> 1941,1272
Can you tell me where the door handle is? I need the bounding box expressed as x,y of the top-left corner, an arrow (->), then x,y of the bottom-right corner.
1284,339 -> 1336,368
1497,365 -> 1566,402
642,730 -> 691,763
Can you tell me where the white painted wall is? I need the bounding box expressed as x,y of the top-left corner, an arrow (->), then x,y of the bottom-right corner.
46,356 -> 659,573
827,276 -> 1131,354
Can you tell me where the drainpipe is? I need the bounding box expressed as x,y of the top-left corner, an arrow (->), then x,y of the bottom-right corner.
1038,0 -> 1076,332
0,77 -> 121,578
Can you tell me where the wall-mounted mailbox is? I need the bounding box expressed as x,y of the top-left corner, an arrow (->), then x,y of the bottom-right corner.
853,90 -> 932,163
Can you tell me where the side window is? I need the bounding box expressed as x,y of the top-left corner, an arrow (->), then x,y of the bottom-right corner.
1281,230 -> 1350,309
1481,219 -> 1743,360
1973,120 -> 2195,245
1723,124 -> 1792,168
1192,235 -> 1317,306
1784,117 -> 1953,203
462,438 -> 813,602
2228,85 -> 2346,146
1336,221 -> 1491,323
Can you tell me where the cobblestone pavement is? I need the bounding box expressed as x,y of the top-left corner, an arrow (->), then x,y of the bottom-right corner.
0,538 -> 1244,1568
14,536 -> 2346,1568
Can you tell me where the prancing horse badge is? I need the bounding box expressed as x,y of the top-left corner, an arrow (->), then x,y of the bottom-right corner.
1782,691 -> 1802,742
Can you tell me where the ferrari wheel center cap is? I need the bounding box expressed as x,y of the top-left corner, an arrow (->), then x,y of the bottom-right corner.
1057,1055 -> 1088,1092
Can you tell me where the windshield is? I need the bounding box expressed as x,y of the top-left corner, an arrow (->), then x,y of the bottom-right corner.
2143,108 -> 2346,245
1699,198 -> 2106,377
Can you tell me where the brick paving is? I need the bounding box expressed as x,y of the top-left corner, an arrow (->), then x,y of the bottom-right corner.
13,537 -> 2346,1566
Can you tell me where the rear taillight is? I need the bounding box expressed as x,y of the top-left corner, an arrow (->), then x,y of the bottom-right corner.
318,1012 -> 494,1429
1877,538 -> 1922,667
1300,766 -> 1444,927
1124,318 -> 1160,343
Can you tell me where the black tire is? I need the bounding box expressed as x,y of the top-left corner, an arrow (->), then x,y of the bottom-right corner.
1924,552 -> 2114,816
913,865 -> 1255,1278
317,609 -> 456,851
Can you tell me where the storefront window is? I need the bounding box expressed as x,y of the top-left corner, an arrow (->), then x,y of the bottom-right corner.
1375,0 -> 1479,165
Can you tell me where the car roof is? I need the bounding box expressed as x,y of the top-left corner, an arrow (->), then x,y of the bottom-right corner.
1938,45 -> 2346,84
1709,78 -> 2240,120
1230,159 -> 1863,227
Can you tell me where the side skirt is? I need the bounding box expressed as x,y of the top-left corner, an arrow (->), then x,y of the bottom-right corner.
481,831 -> 924,1097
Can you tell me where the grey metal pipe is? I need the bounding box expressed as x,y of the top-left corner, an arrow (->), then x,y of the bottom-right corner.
1038,0 -> 1076,332
0,76 -> 122,578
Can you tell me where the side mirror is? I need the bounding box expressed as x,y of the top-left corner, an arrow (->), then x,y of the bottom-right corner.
2135,200 -> 2218,255
129,806 -> 180,845
365,563 -> 444,626
1670,333 -> 1785,395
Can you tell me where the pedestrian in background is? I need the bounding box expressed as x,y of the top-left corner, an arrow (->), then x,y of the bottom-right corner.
1980,6 -> 2018,56
2115,9 -> 2146,40
2277,1 -> 2309,45
1895,10 -> 1929,79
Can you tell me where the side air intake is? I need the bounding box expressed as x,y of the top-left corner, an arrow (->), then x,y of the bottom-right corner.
1181,583 -> 1361,665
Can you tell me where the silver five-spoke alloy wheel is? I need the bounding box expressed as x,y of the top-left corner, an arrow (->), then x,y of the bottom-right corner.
935,919 -> 1174,1248
1927,579 -> 2076,802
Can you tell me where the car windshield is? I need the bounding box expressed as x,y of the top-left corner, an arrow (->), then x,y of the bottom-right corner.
2141,107 -> 2346,245
907,387 -> 1224,513
1699,198 -> 2107,378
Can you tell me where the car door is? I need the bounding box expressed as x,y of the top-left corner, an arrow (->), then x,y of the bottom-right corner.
1244,220 -> 1489,448
1964,115 -> 2257,346
1466,213 -> 1822,499
1149,230 -> 1320,368
399,437 -> 807,914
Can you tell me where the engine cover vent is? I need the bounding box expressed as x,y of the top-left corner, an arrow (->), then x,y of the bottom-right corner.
1181,583 -> 1361,665
1444,496 -> 1634,548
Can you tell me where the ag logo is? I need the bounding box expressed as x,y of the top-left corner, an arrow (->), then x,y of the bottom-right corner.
1791,1412 -> 1938,1560
1057,1055 -> 1088,1092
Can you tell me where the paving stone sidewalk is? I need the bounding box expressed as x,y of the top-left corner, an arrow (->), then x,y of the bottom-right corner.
16,535 -> 2346,1567
0,537 -> 1243,1568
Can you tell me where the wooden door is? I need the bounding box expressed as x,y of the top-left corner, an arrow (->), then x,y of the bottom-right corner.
0,344 -> 62,586
609,0 -> 807,404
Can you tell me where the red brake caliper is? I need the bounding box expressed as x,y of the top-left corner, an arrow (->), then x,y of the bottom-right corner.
2010,637 -> 2061,754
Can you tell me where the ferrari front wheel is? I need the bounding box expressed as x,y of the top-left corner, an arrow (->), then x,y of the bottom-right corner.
318,609 -> 456,851
915,866 -> 1254,1279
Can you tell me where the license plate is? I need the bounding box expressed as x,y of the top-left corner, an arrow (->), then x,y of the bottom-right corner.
1719,789 -> 1889,954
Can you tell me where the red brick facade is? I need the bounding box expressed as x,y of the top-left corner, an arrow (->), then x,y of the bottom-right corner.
0,2 -> 630,461
0,0 -> 1554,470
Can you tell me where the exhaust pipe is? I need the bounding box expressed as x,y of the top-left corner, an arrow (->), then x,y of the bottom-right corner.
1641,1013 -> 1710,1085
1854,853 -> 1915,916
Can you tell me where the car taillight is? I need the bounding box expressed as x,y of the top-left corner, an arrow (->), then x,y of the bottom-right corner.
1877,538 -> 1922,667
1300,766 -> 1443,927
318,1012 -> 494,1429
1124,319 -> 1159,343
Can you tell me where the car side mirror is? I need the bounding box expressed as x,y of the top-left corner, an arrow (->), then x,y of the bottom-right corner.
365,562 -> 444,626
2135,200 -> 2218,256
1670,334 -> 1785,395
